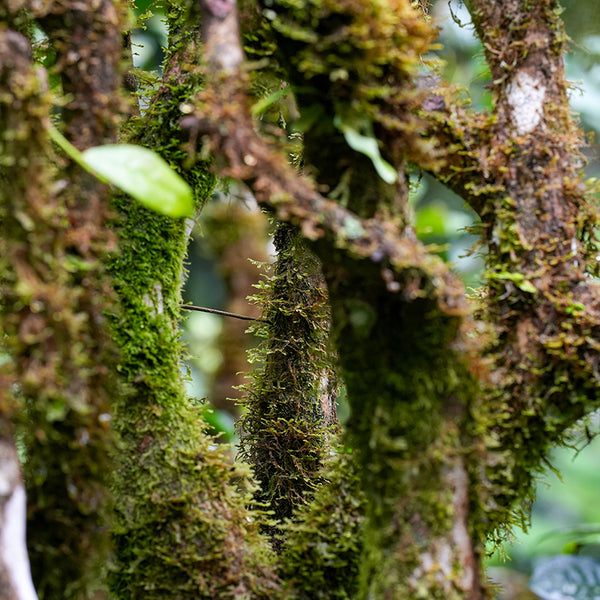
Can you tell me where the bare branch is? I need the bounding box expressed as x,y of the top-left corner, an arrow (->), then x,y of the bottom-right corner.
198,0 -> 243,72
181,303 -> 271,323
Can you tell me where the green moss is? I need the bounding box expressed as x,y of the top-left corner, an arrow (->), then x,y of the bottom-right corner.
108,168 -> 279,600
278,446 -> 366,600
239,223 -> 334,539
249,3 -> 487,594
318,245 -> 483,599
255,0 -> 439,177
0,22 -> 120,599
107,3 -> 279,598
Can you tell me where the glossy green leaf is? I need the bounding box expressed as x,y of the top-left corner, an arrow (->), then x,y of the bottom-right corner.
82,145 -> 194,217
341,128 -> 397,184
333,116 -> 398,184
530,555 -> 600,600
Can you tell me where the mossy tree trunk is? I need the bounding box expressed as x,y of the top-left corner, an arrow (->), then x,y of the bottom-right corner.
107,2 -> 280,598
0,1 -> 126,597
2,0 -> 600,600
239,221 -> 336,545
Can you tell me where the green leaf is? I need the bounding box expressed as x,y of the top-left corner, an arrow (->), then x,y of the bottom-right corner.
530,555 -> 600,600
82,145 -> 194,217
48,126 -> 194,218
333,116 -> 398,184
516,280 -> 537,294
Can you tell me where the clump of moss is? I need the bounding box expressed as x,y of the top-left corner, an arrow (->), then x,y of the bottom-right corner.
278,445 -> 366,600
239,222 -> 335,540
256,0 -> 440,172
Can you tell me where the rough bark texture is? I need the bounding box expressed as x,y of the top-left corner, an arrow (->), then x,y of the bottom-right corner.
0,4 -> 124,595
440,0 -> 600,542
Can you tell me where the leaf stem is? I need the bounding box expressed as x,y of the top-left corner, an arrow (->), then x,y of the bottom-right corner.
47,125 -> 107,182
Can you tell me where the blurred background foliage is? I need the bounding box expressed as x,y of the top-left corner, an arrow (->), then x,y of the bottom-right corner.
130,0 -> 600,595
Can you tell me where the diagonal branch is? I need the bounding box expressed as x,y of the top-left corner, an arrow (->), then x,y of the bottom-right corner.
185,74 -> 468,315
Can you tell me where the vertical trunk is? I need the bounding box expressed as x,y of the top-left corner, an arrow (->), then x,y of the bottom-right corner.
0,2 -> 124,592
239,222 -> 336,544
15,3 -> 127,597
462,0 -> 600,541
107,2 -> 280,598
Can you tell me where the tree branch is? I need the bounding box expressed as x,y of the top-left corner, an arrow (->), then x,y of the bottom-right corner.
194,3 -> 488,599
451,0 -> 600,538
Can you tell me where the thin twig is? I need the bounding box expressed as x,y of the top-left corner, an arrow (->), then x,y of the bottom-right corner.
181,304 -> 271,323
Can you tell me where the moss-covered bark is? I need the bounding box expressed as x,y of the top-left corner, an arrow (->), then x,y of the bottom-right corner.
0,2 -> 125,596
322,253 -> 484,599
4,0 -> 598,598
107,2 -> 280,598
278,447 -> 365,600
237,2 -> 486,598
190,0 -> 496,597
109,195 -> 282,598
455,0 -> 600,542
239,222 -> 335,542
